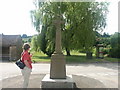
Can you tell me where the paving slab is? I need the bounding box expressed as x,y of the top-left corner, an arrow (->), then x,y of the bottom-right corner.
0,62 -> 119,89
1,74 -> 107,88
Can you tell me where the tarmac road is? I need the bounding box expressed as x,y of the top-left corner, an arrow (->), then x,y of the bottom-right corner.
0,62 -> 119,88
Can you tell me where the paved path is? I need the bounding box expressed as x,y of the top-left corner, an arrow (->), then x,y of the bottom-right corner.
0,62 -> 119,88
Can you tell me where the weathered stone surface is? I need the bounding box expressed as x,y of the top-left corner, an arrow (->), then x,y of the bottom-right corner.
41,74 -> 74,88
50,15 -> 66,79
50,53 -> 66,79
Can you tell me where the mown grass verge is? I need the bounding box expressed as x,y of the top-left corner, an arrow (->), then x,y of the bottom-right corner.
31,51 -> 119,63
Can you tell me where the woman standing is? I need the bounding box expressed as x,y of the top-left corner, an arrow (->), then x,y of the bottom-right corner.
21,43 -> 32,88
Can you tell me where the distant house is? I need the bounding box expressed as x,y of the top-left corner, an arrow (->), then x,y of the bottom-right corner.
0,34 -> 23,61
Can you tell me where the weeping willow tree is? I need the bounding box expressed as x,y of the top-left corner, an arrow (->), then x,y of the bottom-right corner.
31,1 -> 109,57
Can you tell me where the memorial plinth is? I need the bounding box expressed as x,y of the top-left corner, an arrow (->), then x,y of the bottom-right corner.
41,15 -> 74,88
50,53 -> 66,79
41,74 -> 74,88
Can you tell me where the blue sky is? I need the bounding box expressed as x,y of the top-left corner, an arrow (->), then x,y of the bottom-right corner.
0,0 -> 119,36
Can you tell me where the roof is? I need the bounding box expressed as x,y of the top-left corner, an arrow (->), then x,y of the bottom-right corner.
0,34 -> 22,47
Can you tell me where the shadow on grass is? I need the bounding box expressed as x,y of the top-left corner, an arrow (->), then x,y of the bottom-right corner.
32,56 -> 50,60
66,55 -> 119,70
66,55 -> 93,63
32,53 -> 119,70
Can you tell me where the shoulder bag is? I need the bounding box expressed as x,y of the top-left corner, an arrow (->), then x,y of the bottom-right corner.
15,59 -> 25,69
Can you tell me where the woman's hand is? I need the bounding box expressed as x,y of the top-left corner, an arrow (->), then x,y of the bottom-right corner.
30,53 -> 32,57
24,60 -> 31,69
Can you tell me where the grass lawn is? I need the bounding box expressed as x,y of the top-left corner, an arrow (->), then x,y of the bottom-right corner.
32,52 -> 50,63
31,51 -> 119,63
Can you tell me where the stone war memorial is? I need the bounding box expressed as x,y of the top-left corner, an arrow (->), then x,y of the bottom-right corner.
0,2 -> 118,89
41,15 -> 74,88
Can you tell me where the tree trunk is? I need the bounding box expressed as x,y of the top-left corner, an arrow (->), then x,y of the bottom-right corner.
86,51 -> 92,59
65,48 -> 71,56
96,46 -> 99,58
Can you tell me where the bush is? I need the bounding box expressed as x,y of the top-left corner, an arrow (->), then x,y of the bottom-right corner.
108,32 -> 120,58
103,48 -> 110,55
109,46 -> 120,58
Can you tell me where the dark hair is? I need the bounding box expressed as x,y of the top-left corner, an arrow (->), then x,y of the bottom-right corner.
23,43 -> 30,51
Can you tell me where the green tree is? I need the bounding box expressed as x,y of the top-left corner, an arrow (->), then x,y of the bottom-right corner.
22,34 -> 27,38
31,2 -> 109,57
62,2 -> 109,56
31,35 -> 38,51
109,32 -> 120,58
